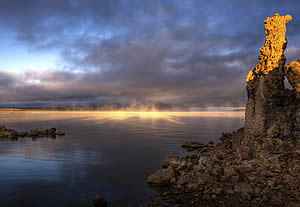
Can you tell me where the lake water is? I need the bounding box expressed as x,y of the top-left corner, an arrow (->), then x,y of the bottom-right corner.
0,111 -> 244,207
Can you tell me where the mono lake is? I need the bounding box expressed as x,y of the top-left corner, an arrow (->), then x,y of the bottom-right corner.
0,111 -> 244,207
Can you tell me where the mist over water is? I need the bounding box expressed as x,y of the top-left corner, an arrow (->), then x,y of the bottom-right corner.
0,112 -> 244,207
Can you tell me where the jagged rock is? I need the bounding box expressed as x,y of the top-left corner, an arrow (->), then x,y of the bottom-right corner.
232,127 -> 244,151
246,14 -> 292,81
0,125 -> 65,140
147,166 -> 175,186
286,59 -> 300,98
55,131 -> 65,136
224,166 -> 237,178
45,128 -> 56,134
182,141 -> 214,153
181,141 -> 204,151
0,125 -> 6,131
245,13 -> 296,139
162,155 -> 187,170
233,182 -> 253,195
147,13 -> 300,207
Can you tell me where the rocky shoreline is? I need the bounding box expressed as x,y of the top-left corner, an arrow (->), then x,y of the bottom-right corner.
0,125 -> 65,140
144,14 -> 300,207
147,131 -> 300,207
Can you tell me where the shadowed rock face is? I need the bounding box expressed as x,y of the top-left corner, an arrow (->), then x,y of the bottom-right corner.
245,13 -> 299,139
286,59 -> 300,98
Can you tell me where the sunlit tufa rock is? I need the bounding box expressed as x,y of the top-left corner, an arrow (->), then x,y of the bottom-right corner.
286,59 -> 300,98
245,13 -> 296,139
147,13 -> 300,206
246,13 -> 292,82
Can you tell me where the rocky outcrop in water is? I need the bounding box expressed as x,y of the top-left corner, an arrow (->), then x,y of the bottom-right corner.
147,13 -> 300,207
0,125 -> 65,140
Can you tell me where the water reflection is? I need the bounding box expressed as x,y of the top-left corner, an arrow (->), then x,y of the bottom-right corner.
0,111 -> 244,207
0,111 -> 244,123
81,111 -> 244,123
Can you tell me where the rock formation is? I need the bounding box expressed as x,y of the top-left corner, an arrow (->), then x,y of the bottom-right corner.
245,13 -> 299,140
146,14 -> 300,207
246,14 -> 292,81
286,59 -> 300,98
0,125 -> 65,140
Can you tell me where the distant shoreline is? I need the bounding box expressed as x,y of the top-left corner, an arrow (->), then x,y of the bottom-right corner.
0,108 -> 245,112
0,108 -> 23,111
0,108 -> 26,113
0,109 -> 245,118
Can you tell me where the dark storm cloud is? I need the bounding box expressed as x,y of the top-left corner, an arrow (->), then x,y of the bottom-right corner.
1,0 -> 300,107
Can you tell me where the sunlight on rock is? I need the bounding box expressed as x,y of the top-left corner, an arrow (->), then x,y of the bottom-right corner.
286,58 -> 300,98
246,13 -> 292,82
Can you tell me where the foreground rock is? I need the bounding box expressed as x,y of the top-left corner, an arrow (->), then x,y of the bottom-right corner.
0,125 -> 65,140
147,133 -> 300,206
147,14 -> 300,207
181,141 -> 215,152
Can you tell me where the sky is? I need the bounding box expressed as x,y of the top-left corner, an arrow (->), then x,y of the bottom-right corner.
1,0 -> 300,110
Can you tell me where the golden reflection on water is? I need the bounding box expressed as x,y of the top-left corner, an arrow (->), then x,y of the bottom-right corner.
85,111 -> 245,124
0,110 -> 245,123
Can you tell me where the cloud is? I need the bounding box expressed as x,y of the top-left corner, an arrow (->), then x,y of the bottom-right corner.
1,0 -> 300,108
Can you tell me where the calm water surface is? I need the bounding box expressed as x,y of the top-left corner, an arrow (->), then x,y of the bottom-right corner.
0,111 -> 244,207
